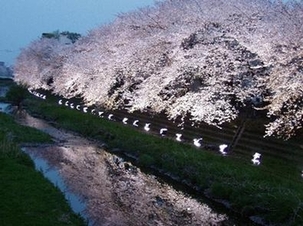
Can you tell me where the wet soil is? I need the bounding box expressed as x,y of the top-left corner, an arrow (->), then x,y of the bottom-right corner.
16,112 -> 231,225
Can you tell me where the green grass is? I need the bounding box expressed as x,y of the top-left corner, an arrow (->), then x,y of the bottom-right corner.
0,113 -> 85,226
25,96 -> 303,226
0,113 -> 52,143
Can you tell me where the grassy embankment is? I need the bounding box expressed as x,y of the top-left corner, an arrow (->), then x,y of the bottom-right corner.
25,92 -> 303,226
0,82 -> 85,225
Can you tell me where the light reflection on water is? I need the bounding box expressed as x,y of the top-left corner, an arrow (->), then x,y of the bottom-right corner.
22,148 -> 92,226
16,110 -> 255,226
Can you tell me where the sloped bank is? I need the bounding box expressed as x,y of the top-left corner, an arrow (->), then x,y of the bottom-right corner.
24,96 -> 303,226
17,111 -> 231,226
0,112 -> 85,225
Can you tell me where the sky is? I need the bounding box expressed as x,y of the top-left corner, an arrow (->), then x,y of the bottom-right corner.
0,0 -> 155,66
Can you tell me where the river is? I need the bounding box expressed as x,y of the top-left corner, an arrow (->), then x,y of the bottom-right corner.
0,81 -> 256,225
15,111 -> 236,226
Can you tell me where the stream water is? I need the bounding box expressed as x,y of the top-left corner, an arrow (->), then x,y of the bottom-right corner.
0,82 -> 254,225
0,77 -> 257,225
15,112 -> 236,226
21,148 -> 91,224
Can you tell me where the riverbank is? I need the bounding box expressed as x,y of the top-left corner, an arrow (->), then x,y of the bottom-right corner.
24,93 -> 303,225
0,112 -> 85,226
17,112 -> 231,225
0,81 -> 252,225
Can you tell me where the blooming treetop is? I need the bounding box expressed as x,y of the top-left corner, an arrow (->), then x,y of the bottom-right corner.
14,0 -> 303,139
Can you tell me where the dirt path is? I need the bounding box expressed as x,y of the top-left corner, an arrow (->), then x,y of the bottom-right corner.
17,112 -> 228,226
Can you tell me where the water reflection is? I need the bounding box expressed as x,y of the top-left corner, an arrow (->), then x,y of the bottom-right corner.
17,113 -> 240,226
22,148 -> 91,225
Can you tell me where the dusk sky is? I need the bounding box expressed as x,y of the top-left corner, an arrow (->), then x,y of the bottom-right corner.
0,0 -> 155,66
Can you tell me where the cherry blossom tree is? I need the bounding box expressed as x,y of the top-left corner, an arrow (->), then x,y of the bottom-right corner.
14,0 -> 303,138
14,37 -> 71,91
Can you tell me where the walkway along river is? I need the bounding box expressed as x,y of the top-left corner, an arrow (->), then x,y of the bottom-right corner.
15,112 -> 237,226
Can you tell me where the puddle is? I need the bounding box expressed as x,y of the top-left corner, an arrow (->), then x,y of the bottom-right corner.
22,147 -> 91,225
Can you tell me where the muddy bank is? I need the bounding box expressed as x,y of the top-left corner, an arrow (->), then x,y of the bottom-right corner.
16,112 -> 229,226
